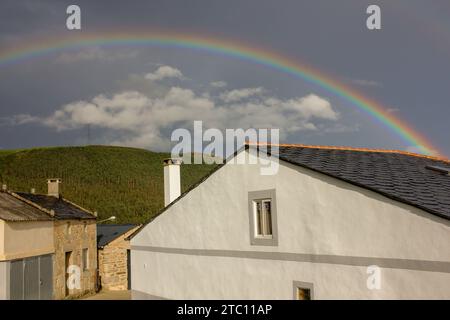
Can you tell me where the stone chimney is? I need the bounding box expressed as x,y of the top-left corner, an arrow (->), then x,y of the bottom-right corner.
47,178 -> 62,197
163,158 -> 182,206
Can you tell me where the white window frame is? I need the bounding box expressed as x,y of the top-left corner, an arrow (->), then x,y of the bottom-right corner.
248,189 -> 278,246
253,199 -> 273,239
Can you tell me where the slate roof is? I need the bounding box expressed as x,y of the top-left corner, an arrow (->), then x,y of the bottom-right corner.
275,144 -> 450,220
0,191 -> 53,222
16,193 -> 96,220
97,224 -> 138,247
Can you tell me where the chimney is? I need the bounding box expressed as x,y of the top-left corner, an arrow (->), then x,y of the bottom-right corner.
47,178 -> 61,197
1,184 -> 6,192
31,188 -> 36,194
163,158 -> 182,206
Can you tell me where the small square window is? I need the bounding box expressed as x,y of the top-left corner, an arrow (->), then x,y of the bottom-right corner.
293,281 -> 314,300
296,288 -> 311,300
248,189 -> 277,246
82,248 -> 89,271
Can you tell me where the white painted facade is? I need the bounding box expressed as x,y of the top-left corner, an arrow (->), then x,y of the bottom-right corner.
131,150 -> 450,299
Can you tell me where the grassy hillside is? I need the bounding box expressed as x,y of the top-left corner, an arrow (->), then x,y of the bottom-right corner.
0,146 -> 217,224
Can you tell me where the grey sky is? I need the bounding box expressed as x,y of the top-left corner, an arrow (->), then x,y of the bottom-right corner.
0,0 -> 449,156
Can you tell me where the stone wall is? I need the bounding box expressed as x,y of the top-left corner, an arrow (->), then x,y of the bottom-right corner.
98,227 -> 139,291
53,220 -> 97,299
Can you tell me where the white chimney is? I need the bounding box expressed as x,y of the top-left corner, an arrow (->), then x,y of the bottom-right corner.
47,178 -> 61,197
163,158 -> 182,206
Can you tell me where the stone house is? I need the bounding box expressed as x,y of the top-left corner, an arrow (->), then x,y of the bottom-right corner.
131,144 -> 450,299
97,224 -> 139,291
16,179 -> 97,299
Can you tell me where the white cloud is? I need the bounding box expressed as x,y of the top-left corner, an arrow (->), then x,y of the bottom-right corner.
29,92 -> 337,149
145,65 -> 184,81
56,47 -> 138,63
283,94 -> 338,120
219,87 -> 264,103
5,66 -> 341,150
0,114 -> 39,126
210,81 -> 227,88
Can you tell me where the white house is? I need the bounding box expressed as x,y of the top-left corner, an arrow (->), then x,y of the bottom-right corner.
130,144 -> 450,299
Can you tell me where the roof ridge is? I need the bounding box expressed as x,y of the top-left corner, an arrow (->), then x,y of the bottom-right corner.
9,191 -> 55,218
15,191 -> 97,219
246,142 -> 450,164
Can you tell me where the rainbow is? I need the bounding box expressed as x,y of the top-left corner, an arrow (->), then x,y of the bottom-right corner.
0,30 -> 442,156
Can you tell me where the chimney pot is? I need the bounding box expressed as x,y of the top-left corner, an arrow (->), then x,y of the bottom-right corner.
47,178 -> 61,197
163,158 -> 182,206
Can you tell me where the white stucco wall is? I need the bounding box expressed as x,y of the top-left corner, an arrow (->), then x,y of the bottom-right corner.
131,150 -> 450,299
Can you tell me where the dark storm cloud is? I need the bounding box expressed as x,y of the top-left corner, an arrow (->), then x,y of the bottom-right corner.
0,0 -> 449,155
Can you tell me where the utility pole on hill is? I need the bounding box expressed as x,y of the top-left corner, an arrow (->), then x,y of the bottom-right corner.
87,124 -> 91,145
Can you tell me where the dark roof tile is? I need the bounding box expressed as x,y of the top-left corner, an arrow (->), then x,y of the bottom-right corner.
276,145 -> 450,220
16,193 -> 95,220
97,224 -> 138,247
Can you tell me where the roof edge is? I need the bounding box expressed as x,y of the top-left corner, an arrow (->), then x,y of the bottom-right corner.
246,142 -> 450,164
98,224 -> 141,248
61,197 -> 97,219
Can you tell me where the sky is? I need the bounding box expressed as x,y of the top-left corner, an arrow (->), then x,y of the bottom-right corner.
0,0 -> 449,157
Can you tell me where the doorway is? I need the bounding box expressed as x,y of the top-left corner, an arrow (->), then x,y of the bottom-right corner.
9,255 -> 53,300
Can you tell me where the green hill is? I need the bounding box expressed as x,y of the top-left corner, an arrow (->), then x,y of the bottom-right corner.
0,146 -> 217,224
